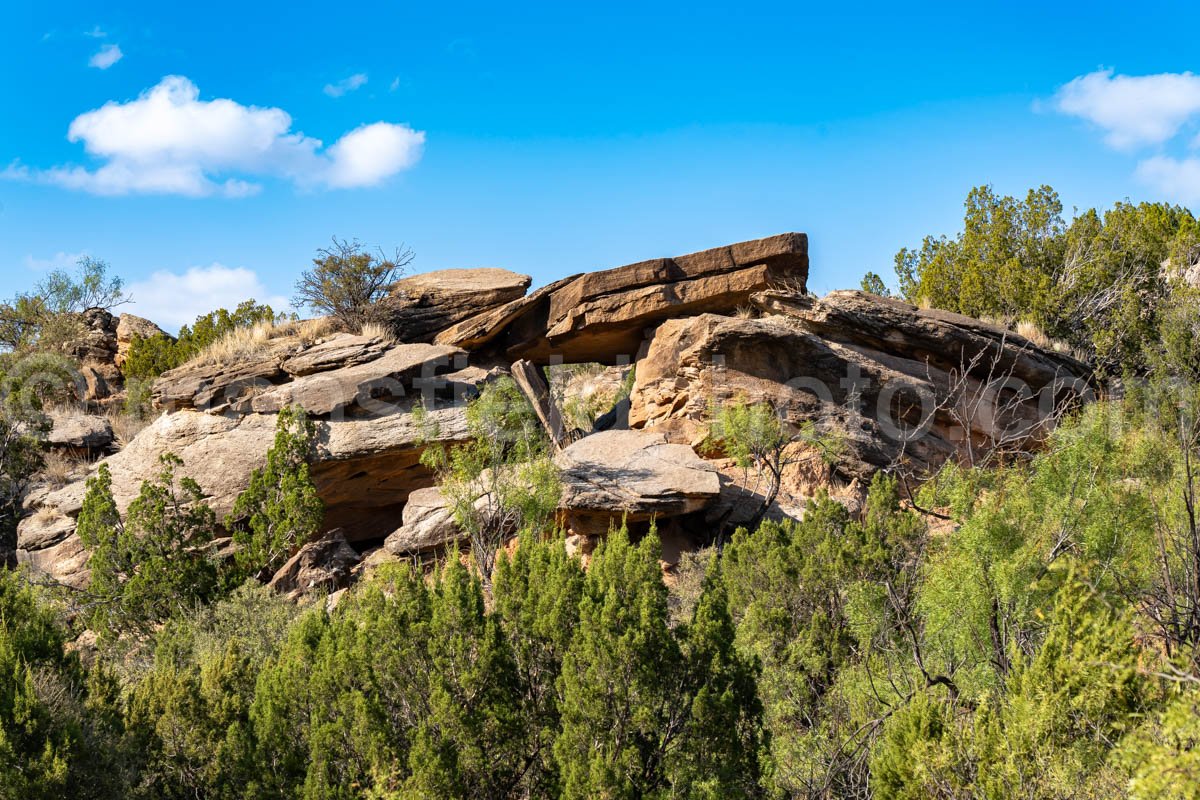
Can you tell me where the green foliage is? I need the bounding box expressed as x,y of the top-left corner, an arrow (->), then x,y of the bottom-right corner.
722,474 -> 924,795
123,584 -> 297,799
420,377 -> 561,580
0,257 -> 127,353
894,184 -> 1200,375
554,526 -> 685,798
492,532 -> 585,797
706,397 -> 843,530
0,569 -> 125,798
860,270 -> 891,296
293,237 -> 413,330
226,405 -> 324,582
122,299 -> 285,383
77,456 -> 221,642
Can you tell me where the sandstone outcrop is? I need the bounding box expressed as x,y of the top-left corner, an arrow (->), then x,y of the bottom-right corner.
629,290 -> 1094,485
382,268 -> 532,342
267,530 -> 361,602
435,234 -> 809,364
70,308 -> 123,402
45,409 -> 114,455
555,430 -> 721,536
19,328 -> 491,587
17,233 -> 1100,598
152,332 -> 468,415
115,314 -> 170,369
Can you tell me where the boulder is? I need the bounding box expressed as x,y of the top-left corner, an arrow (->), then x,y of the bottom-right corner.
267,530 -> 361,601
46,409 -> 114,453
435,234 -> 809,364
115,314 -> 170,368
383,486 -> 461,554
555,429 -> 721,535
280,333 -> 390,376
381,268 -> 532,343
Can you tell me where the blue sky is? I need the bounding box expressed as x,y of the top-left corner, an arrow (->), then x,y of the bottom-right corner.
3,1 -> 1200,330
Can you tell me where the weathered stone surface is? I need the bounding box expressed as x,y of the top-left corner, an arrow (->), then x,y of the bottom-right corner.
16,509 -> 77,551
17,533 -> 90,589
252,343 -> 463,416
46,409 -> 114,453
630,293 -> 1093,486
555,430 -> 720,534
267,530 -> 361,601
80,360 -> 122,403
382,268 -> 532,343
153,349 -> 290,412
382,486 -> 461,554
116,314 -> 170,369
17,402 -> 474,586
435,234 -> 808,364
70,308 -> 119,363
280,333 -> 389,376
751,289 -> 1094,391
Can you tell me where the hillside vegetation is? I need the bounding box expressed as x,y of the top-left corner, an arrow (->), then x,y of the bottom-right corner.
1,188 -> 1199,798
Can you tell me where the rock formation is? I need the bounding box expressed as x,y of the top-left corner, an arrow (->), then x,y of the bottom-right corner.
435,233 -> 809,364
381,268 -> 532,342
630,289 -> 1094,483
115,314 -> 170,369
17,236 -> 1098,597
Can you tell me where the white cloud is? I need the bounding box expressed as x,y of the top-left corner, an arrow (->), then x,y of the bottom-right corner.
85,25 -> 107,38
389,76 -> 401,92
89,43 -> 123,70
24,251 -> 88,272
126,263 -> 290,331
4,76 -> 424,197
325,122 -> 424,187
1135,155 -> 1200,206
324,73 -> 368,98
1054,69 -> 1200,149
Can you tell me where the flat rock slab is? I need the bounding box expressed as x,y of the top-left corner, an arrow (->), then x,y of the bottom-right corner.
251,343 -> 464,415
435,233 -> 808,364
281,333 -> 390,376
46,410 -> 114,452
556,429 -> 720,534
383,267 -> 532,343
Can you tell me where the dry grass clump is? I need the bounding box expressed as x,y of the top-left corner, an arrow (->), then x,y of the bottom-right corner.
1015,320 -> 1071,354
733,305 -> 759,320
358,321 -> 397,344
40,450 -> 86,488
105,407 -> 151,449
187,317 -> 336,367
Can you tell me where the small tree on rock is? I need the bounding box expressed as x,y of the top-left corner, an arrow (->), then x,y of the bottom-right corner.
293,238 -> 413,331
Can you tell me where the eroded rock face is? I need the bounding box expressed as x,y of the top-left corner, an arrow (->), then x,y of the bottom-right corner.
46,409 -> 114,454
382,268 -> 532,343
115,314 -> 170,369
630,291 -> 1094,484
435,234 -> 809,364
267,530 -> 361,602
555,430 -> 721,535
153,333 -> 468,415
383,486 -> 461,555
19,330 -> 485,587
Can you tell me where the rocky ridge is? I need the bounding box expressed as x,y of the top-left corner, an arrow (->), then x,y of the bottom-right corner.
19,233 -> 1096,593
